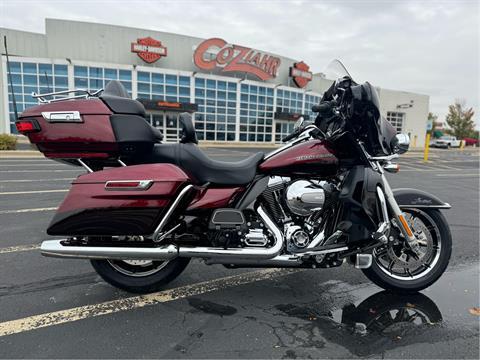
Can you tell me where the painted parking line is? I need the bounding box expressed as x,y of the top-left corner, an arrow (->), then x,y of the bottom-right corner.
0,243 -> 40,254
435,173 -> 479,177
0,268 -> 299,337
0,189 -> 68,196
0,178 -> 74,183
0,207 -> 58,214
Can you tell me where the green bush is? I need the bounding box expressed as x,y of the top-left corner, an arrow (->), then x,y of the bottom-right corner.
0,134 -> 17,150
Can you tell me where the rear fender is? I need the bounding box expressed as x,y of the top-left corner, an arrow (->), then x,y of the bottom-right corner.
393,188 -> 451,209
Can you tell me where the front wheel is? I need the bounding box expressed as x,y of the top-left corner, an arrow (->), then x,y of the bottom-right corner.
362,208 -> 452,292
91,257 -> 190,294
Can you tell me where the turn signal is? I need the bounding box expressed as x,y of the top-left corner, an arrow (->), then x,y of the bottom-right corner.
15,119 -> 41,134
383,162 -> 400,173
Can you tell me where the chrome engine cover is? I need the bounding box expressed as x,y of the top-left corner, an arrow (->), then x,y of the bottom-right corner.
285,180 -> 326,216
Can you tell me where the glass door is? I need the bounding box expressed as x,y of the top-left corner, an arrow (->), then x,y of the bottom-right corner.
164,113 -> 181,143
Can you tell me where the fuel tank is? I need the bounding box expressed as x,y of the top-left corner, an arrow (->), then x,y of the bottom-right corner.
259,140 -> 339,177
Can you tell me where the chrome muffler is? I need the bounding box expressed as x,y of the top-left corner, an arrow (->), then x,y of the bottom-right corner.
40,206 -> 284,261
40,241 -> 179,261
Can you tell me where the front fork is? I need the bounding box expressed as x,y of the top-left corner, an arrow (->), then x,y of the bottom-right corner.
378,172 -> 419,251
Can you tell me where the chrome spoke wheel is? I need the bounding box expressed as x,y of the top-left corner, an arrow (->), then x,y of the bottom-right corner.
107,259 -> 170,277
373,209 -> 441,281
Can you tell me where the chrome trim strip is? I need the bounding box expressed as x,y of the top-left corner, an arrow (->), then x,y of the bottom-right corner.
398,203 -> 451,209
41,111 -> 81,122
105,180 -> 153,191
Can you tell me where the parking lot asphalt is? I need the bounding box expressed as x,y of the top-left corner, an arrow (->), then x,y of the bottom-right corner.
0,148 -> 478,359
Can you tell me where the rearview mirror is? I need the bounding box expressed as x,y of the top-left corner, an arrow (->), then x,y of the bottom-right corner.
393,133 -> 410,154
294,117 -> 305,131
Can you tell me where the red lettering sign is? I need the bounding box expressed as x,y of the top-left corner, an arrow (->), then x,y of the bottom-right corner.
290,62 -> 313,88
193,38 -> 281,81
131,37 -> 167,64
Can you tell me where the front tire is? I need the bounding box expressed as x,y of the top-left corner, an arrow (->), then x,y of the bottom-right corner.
362,209 -> 451,292
91,257 -> 190,294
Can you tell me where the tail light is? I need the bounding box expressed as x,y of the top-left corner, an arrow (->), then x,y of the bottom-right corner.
15,119 -> 41,134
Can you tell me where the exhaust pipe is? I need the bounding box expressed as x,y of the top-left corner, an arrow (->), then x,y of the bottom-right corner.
41,241 -> 179,261
40,206 -> 284,261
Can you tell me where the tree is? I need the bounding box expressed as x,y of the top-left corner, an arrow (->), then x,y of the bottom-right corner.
445,100 -> 476,139
428,112 -> 443,138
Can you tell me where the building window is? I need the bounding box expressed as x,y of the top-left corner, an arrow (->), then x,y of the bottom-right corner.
276,88 -> 304,114
275,121 -> 295,143
304,93 -> 322,119
136,71 -> 190,103
74,66 -> 132,95
194,77 -> 237,141
387,111 -> 404,132
239,83 -> 274,142
7,61 -> 68,133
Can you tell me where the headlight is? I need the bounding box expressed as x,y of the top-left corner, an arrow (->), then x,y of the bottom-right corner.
393,133 -> 410,154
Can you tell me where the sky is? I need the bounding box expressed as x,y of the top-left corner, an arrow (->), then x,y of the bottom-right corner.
1,0 -> 478,126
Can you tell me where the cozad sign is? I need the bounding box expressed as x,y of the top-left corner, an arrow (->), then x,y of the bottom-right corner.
193,38 -> 281,81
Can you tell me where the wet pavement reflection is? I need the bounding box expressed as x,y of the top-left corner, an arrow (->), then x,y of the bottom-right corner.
178,264 -> 479,359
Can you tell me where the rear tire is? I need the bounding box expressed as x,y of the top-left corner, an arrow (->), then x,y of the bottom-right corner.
91,258 -> 190,294
362,209 -> 451,293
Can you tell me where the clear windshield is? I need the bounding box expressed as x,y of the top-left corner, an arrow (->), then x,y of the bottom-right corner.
323,59 -> 353,81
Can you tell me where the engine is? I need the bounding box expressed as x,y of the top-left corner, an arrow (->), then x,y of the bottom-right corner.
260,177 -> 338,252
203,177 -> 338,253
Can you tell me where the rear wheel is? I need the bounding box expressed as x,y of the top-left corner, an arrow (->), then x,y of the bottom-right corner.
91,258 -> 190,294
362,208 -> 451,292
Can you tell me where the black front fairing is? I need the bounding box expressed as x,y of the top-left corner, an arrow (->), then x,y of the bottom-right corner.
351,82 -> 396,156
319,81 -> 397,156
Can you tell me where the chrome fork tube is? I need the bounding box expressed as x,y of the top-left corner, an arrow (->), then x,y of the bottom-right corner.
380,172 -> 416,243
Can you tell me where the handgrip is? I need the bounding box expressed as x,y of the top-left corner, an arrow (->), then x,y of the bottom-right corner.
312,102 -> 333,113
282,131 -> 299,143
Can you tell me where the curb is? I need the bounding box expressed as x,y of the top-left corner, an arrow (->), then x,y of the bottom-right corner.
0,150 -> 44,158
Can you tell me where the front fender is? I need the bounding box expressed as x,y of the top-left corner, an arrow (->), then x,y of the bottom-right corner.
393,188 -> 451,209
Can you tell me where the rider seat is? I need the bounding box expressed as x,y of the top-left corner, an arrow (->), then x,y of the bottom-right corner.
148,143 -> 264,186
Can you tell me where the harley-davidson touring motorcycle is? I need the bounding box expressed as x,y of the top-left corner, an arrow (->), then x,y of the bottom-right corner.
16,60 -> 452,294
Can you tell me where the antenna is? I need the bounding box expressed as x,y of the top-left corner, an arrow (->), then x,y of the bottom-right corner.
3,36 -> 19,122
44,71 -> 51,93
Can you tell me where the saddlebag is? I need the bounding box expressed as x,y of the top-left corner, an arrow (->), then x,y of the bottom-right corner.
47,164 -> 191,236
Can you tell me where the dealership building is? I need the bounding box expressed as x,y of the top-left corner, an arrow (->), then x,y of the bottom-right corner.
0,19 -> 429,146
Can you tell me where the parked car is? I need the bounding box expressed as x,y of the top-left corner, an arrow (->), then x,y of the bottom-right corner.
432,135 -> 461,148
463,137 -> 479,146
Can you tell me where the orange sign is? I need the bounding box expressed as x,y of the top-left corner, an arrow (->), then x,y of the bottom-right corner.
131,37 -> 167,63
290,62 -> 313,88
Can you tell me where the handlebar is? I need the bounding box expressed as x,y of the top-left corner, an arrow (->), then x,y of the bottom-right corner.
282,131 -> 299,142
311,101 -> 334,114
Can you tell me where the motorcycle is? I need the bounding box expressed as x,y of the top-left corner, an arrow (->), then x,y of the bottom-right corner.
15,60 -> 452,294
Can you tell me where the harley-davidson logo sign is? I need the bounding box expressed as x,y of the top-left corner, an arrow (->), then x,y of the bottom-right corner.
131,37 -> 167,64
193,38 -> 281,81
290,61 -> 313,88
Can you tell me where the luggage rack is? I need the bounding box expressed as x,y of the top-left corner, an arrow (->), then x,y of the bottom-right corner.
32,88 -> 103,104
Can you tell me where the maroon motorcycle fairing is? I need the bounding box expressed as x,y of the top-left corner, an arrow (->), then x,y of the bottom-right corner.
259,139 -> 339,177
